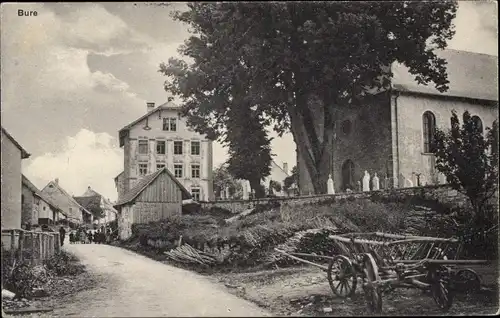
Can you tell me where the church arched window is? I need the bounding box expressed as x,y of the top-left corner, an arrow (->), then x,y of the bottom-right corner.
422,111 -> 436,153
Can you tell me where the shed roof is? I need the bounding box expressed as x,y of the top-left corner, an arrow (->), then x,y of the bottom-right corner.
1,127 -> 30,159
392,49 -> 498,101
114,167 -> 191,207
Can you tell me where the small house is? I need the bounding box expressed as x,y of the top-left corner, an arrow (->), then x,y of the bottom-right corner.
21,174 -> 67,227
41,178 -> 93,226
74,186 -> 117,227
114,167 -> 191,240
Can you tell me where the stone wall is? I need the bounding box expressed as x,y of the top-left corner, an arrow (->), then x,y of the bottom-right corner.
200,185 -> 475,215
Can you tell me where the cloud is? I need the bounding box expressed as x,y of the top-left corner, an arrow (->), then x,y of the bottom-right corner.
1,3 -> 147,158
23,129 -> 123,201
448,1 -> 498,55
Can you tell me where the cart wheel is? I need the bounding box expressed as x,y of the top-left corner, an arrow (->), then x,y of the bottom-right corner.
327,255 -> 357,298
454,269 -> 481,294
430,266 -> 454,312
362,253 -> 382,314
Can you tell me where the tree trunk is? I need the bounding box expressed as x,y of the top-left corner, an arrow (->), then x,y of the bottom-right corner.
249,178 -> 265,198
287,102 -> 335,195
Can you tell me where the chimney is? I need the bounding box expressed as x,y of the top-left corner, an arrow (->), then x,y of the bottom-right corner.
55,178 -> 59,185
283,162 -> 288,174
167,97 -> 174,102
147,102 -> 155,113
88,186 -> 91,190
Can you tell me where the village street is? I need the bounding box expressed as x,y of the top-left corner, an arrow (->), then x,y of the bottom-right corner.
50,243 -> 271,317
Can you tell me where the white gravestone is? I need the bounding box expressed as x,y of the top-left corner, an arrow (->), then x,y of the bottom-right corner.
242,181 -> 249,200
225,187 -> 230,200
327,174 -> 335,194
372,173 -> 380,191
404,178 -> 414,188
362,171 -> 370,192
420,175 -> 427,186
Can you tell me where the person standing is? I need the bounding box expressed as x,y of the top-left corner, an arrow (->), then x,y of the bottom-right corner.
87,230 -> 93,244
59,226 -> 66,247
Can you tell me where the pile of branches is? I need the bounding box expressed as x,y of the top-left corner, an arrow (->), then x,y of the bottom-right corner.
164,244 -> 218,267
269,227 -> 342,266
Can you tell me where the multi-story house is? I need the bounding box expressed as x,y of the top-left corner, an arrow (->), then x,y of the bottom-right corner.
115,98 -> 214,202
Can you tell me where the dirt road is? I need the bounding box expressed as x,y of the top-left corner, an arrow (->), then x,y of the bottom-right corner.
53,244 -> 271,317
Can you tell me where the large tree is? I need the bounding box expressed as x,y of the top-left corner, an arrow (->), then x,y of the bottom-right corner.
160,1 -> 457,194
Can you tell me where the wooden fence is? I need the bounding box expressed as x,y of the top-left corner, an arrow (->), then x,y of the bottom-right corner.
1,229 -> 60,265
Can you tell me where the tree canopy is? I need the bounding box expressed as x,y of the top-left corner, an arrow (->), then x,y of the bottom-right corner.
160,1 -> 458,194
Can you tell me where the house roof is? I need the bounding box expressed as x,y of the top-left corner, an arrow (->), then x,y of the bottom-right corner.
392,49 -> 498,101
1,127 -> 30,159
22,175 -> 66,215
118,100 -> 181,147
74,195 -> 103,216
114,171 -> 124,181
76,186 -> 118,215
114,167 -> 191,207
271,160 -> 289,177
42,180 -> 93,216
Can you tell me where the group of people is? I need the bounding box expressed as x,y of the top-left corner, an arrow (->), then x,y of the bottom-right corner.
69,227 -> 108,244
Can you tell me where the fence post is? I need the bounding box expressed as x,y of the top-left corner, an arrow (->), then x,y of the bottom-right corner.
40,233 -> 45,261
55,233 -> 60,253
10,230 -> 15,264
19,231 -> 24,262
30,232 -> 35,266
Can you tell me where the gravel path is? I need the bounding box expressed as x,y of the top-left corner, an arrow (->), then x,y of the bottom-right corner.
52,243 -> 271,317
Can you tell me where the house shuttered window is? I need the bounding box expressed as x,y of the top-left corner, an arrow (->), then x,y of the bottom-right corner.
191,141 -> 201,155
138,140 -> 149,154
139,163 -> 148,176
174,141 -> 183,155
174,164 -> 183,178
191,187 -> 201,201
156,140 -> 166,155
191,164 -> 201,178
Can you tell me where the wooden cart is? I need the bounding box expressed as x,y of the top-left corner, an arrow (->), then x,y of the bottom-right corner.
275,232 -> 489,313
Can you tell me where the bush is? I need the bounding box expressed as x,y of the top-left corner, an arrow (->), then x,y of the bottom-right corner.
44,251 -> 85,276
1,248 -> 48,299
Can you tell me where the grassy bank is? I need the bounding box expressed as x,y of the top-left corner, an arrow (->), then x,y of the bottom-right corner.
119,190 -> 498,273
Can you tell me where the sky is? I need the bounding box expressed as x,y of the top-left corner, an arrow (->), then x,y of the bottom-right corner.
1,1 -> 498,202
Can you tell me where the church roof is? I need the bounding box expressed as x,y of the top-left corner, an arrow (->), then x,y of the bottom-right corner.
392,49 -> 498,102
